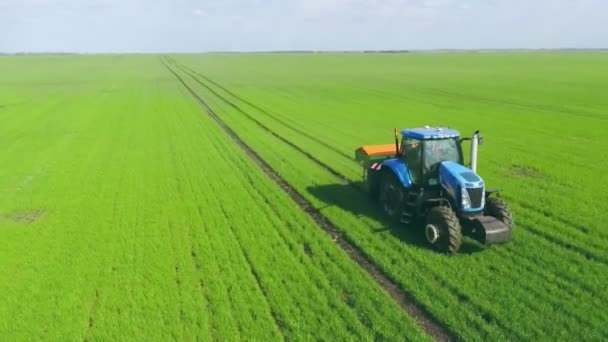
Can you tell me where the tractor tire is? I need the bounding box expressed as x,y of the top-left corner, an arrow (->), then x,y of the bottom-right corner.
379,172 -> 404,221
368,170 -> 381,201
425,206 -> 463,254
485,197 -> 514,229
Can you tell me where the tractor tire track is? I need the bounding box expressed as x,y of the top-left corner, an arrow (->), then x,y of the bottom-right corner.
216,203 -> 287,339
82,288 -> 100,342
501,197 -> 608,265
166,56 -> 536,336
504,193 -> 602,234
519,223 -> 608,268
176,70 -> 347,182
167,57 -> 367,198
160,56 -> 454,342
168,56 -> 527,340
167,58 -> 354,165
167,56 -> 529,341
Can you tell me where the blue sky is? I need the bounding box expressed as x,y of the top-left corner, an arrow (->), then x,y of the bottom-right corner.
1,0 -> 606,52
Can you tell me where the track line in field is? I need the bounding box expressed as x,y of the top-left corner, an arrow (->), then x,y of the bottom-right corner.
180,59 -> 608,268
505,196 -> 596,234
184,68 -> 354,160
501,198 -> 608,264
520,222 -> 608,266
507,197 -> 608,249
174,63 -> 349,182
216,204 -> 287,338
82,288 -> 100,342
168,58 -> 354,163
167,57 -> 321,338
160,56 -> 454,342
519,223 -> 608,267
170,57 -> 526,340
168,58 -> 370,202
491,245 -> 608,307
170,56 -> 526,340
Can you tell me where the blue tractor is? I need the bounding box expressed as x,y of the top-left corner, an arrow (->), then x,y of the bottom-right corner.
355,127 -> 513,253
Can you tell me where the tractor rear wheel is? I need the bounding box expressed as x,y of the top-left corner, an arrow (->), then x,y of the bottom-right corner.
379,173 -> 404,221
425,206 -> 462,254
367,170 -> 381,201
485,197 -> 513,229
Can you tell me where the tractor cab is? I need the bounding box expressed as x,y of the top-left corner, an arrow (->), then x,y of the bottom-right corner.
399,127 -> 463,186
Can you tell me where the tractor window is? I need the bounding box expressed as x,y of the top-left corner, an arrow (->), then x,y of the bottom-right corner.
403,138 -> 423,184
423,138 -> 461,175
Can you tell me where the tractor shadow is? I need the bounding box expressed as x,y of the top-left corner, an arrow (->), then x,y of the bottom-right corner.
306,182 -> 485,255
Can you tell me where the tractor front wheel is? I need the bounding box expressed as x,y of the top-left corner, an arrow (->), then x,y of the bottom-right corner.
379,173 -> 404,221
425,206 -> 462,254
485,197 -> 514,229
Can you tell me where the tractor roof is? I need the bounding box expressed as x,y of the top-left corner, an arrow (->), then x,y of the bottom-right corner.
402,127 -> 460,140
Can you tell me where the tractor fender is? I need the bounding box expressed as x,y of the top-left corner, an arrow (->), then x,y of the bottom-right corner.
381,159 -> 413,188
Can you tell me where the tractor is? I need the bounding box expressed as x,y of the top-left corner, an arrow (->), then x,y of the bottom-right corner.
355,126 -> 513,253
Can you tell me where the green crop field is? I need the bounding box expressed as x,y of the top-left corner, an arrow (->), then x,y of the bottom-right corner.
1,52 -> 607,341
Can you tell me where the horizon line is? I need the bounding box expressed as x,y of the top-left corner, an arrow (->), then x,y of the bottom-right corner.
2,47 -> 608,55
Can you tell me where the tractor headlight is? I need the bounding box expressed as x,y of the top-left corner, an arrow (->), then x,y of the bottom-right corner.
461,187 -> 471,210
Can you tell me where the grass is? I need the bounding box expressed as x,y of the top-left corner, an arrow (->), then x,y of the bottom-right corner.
171,51 -> 608,341
0,55 -> 428,341
1,51 -> 607,341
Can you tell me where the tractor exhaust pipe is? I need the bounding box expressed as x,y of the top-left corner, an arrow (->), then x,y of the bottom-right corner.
470,130 -> 480,173
394,128 -> 400,155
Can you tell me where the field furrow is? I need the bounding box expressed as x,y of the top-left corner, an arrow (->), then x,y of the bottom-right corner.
172,53 -> 608,341
3,51 -> 606,341
0,55 -> 429,341
162,57 -> 449,340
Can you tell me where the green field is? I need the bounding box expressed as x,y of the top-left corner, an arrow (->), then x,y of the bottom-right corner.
1,52 -> 607,341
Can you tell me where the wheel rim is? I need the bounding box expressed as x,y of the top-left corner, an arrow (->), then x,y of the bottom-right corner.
425,224 -> 440,244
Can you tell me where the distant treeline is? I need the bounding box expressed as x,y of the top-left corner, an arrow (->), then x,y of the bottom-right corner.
256,50 -> 411,54
1,48 -> 606,55
248,48 -> 608,54
0,52 -> 80,55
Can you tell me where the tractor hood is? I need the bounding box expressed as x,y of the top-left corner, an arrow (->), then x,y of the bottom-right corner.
439,161 -> 485,212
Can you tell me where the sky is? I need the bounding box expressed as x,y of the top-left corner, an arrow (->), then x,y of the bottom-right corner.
0,0 -> 606,53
